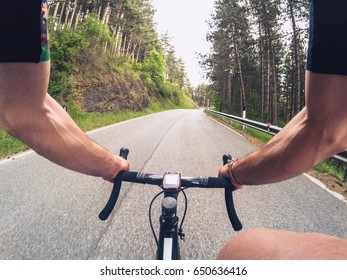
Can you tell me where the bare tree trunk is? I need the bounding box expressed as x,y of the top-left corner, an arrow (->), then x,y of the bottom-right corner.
135,37 -> 143,63
288,0 -> 301,116
102,3 -> 111,24
53,2 -> 60,19
64,1 -> 71,28
122,35 -> 127,56
74,5 -> 82,29
234,43 -> 246,116
270,43 -> 277,125
125,35 -> 132,57
226,57 -> 233,113
68,1 -> 77,28
114,10 -> 125,56
130,43 -> 137,63
259,23 -> 265,120
97,4 -> 102,20
58,1 -> 66,26
265,46 -> 270,118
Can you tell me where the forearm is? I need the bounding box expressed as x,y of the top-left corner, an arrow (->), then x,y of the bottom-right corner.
223,109 -> 340,186
233,123 -> 321,185
9,95 -> 127,181
1,63 -> 128,181
221,72 -> 347,186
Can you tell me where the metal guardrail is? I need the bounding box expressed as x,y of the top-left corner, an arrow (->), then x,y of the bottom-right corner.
205,108 -> 347,182
206,109 -> 282,136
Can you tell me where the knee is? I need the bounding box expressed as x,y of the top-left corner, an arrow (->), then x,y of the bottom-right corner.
217,228 -> 347,260
217,228 -> 273,260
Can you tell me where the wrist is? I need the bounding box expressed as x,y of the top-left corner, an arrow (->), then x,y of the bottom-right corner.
227,159 -> 244,189
102,156 -> 129,183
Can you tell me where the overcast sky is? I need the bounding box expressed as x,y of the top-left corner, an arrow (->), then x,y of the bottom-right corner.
151,0 -> 215,87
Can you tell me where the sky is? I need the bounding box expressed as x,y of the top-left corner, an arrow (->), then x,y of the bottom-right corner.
151,0 -> 216,87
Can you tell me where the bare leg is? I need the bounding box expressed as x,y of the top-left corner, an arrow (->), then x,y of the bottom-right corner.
220,71 -> 347,186
0,62 -> 128,181
217,228 -> 347,260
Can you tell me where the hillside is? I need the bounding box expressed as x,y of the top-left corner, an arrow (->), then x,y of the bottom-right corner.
45,11 -> 194,112
71,56 -> 149,113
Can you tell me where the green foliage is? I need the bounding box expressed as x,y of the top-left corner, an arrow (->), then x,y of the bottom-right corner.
77,15 -> 115,47
48,21 -> 77,100
141,50 -> 165,93
48,15 -> 112,101
45,1 -> 191,106
315,159 -> 347,181
159,81 -> 181,105
193,83 -> 218,108
141,49 -> 186,104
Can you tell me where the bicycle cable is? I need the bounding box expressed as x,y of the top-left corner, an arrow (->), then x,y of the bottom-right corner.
148,187 -> 189,245
149,190 -> 163,246
178,187 -> 188,240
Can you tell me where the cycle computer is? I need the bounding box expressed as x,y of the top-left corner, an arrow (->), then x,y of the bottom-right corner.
162,173 -> 181,192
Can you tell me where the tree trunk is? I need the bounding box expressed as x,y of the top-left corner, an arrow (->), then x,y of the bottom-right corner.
74,5 -> 82,29
234,42 -> 246,116
58,1 -> 66,26
288,0 -> 301,116
68,2 -> 77,28
64,1 -> 70,28
53,2 -> 60,19
270,43 -> 277,125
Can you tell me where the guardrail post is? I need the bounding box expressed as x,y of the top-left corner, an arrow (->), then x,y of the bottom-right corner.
242,109 -> 246,130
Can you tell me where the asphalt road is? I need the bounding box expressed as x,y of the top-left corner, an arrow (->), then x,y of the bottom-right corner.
0,109 -> 346,260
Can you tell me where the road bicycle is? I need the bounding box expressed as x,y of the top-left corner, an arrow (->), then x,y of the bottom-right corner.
99,148 -> 242,260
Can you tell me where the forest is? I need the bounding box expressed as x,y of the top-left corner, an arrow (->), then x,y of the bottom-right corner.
196,0 -> 309,126
46,0 -> 311,127
46,0 -> 192,109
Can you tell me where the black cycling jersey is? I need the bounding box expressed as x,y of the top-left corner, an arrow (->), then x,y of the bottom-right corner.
306,0 -> 347,76
0,0 -> 50,63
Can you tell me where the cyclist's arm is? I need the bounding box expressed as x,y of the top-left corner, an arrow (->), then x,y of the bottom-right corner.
222,72 -> 347,186
0,63 -> 128,181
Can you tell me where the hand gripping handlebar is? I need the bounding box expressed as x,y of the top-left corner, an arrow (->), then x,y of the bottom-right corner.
222,154 -> 242,231
99,148 -> 242,231
98,148 -> 129,221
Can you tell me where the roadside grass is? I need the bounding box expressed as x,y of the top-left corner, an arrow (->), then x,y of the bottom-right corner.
70,98 -> 195,131
312,160 -> 346,185
223,120 -> 272,145
0,98 -> 196,159
0,129 -> 28,159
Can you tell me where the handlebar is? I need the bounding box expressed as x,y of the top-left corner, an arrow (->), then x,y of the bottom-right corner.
99,148 -> 242,231
98,148 -> 129,221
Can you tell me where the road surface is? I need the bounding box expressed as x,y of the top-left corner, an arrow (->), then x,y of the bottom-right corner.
1,109 -> 346,259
